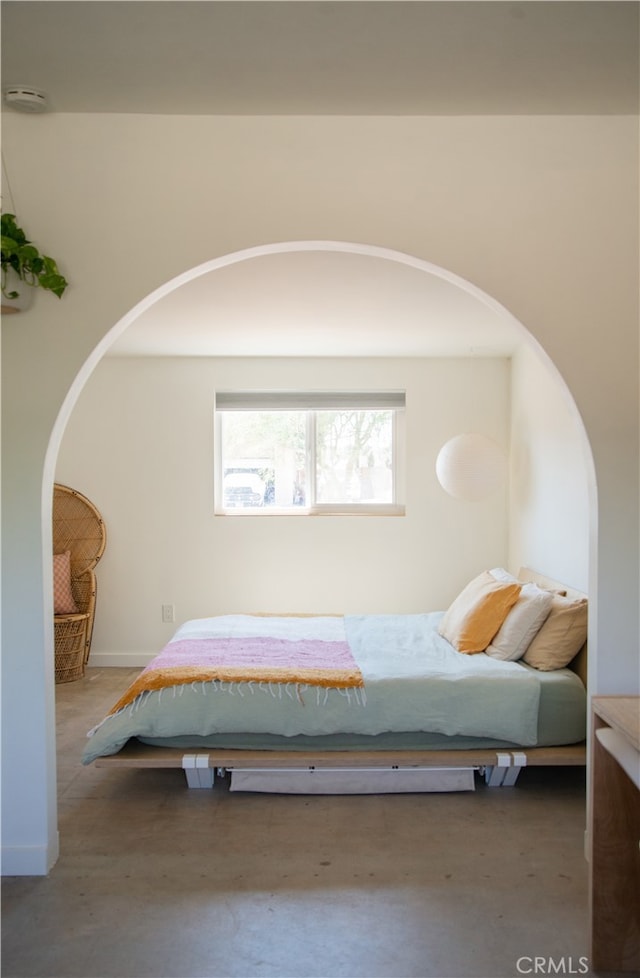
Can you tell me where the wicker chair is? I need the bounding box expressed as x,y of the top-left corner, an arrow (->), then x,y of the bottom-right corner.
53,484 -> 106,683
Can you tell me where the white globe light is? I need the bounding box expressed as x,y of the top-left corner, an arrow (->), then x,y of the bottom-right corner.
436,434 -> 506,500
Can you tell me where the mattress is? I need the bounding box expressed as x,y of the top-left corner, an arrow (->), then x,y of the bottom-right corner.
133,664 -> 586,754
82,612 -> 586,764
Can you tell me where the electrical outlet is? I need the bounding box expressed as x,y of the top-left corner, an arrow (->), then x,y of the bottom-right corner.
162,604 -> 175,624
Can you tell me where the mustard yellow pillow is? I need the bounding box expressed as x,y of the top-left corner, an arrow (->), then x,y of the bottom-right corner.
522,595 -> 588,670
438,571 -> 522,654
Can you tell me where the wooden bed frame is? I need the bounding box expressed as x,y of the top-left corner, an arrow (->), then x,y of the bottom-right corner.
94,568 -> 587,789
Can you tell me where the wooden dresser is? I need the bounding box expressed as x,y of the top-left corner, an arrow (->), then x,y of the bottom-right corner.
590,696 -> 640,972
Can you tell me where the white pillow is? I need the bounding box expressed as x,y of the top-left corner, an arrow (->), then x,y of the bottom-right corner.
485,581 -> 553,661
489,566 -> 520,584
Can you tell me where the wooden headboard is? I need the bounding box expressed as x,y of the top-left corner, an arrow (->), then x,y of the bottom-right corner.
518,567 -> 588,688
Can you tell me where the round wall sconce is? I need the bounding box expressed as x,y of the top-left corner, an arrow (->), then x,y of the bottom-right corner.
436,433 -> 506,500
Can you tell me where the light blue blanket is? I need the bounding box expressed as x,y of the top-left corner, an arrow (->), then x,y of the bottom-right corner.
82,612 -> 541,763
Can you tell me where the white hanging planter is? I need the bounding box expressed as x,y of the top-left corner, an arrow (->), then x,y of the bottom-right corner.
1,266 -> 34,314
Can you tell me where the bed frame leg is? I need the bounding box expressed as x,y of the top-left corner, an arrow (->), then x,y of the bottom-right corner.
182,754 -> 215,788
484,753 -> 510,786
502,751 -> 527,786
484,751 -> 527,787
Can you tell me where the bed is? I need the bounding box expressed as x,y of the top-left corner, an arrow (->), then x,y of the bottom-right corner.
84,568 -> 588,792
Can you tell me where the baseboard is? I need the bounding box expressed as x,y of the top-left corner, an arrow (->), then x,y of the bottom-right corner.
88,652 -> 154,668
1,834 -> 59,876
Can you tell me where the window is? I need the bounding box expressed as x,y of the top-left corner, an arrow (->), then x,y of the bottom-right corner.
215,391 -> 405,515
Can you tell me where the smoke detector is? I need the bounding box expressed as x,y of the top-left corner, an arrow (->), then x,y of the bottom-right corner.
4,86 -> 48,113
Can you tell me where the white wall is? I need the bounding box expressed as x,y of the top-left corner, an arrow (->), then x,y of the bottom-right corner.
2,112 -> 637,875
509,346 -> 591,594
56,355 -> 510,663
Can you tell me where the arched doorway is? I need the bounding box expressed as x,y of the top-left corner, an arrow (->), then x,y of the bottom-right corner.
39,241 -> 595,872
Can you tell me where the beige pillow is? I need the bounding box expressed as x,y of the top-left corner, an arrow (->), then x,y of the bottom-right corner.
522,594 -> 588,670
438,570 -> 522,654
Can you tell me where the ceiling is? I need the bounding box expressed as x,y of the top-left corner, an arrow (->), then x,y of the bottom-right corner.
2,2 -> 637,358
110,249 -> 521,357
2,2 -> 638,116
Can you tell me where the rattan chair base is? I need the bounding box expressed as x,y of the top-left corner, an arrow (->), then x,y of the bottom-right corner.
54,613 -> 90,683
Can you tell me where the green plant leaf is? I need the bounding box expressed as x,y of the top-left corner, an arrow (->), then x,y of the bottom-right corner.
1,235 -> 19,257
39,272 -> 67,297
17,244 -> 40,262
1,214 -> 28,245
1,213 -> 68,299
42,255 -> 60,274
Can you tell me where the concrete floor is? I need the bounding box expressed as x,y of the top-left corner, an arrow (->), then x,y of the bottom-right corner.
2,668 -> 593,978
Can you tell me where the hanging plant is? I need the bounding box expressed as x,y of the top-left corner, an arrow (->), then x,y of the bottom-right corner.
1,213 -> 68,312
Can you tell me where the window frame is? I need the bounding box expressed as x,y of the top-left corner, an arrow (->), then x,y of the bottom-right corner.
214,390 -> 406,517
